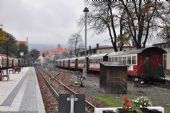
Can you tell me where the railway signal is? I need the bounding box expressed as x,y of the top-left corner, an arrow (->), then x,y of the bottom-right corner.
67,94 -> 78,113
59,94 -> 85,113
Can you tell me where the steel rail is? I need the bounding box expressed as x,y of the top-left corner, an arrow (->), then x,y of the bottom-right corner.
36,68 -> 59,98
38,67 -> 96,112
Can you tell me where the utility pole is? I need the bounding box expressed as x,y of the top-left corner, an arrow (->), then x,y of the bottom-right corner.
80,7 -> 89,87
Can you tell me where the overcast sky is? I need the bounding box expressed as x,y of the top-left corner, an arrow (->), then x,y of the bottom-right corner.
0,0 -> 109,48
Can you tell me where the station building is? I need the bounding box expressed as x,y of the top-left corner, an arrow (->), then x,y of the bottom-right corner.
78,43 -> 133,57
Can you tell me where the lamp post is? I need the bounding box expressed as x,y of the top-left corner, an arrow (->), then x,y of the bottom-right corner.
80,7 -> 89,87
20,52 -> 24,67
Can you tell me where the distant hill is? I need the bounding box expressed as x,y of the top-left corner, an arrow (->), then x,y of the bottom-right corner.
28,43 -> 58,51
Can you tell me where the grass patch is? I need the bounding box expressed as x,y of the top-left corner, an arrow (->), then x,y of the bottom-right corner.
165,107 -> 170,113
95,96 -> 123,107
95,95 -> 139,107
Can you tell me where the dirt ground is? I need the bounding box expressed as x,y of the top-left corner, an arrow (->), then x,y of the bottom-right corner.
67,71 -> 170,113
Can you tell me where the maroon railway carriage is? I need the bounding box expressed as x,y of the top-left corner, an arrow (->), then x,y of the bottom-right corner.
107,47 -> 167,81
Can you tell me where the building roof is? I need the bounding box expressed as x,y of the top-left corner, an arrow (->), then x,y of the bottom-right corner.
16,40 -> 27,46
55,47 -> 68,55
78,45 -> 132,53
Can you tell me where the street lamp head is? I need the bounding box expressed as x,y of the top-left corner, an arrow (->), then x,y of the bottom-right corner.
20,52 -> 24,57
83,7 -> 89,13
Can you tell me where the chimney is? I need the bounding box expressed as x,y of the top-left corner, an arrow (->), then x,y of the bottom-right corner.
89,46 -> 91,50
96,43 -> 99,49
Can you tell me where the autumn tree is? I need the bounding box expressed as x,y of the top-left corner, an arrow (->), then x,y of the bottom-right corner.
82,0 -> 170,50
80,1 -> 136,51
68,33 -> 84,56
0,27 -> 6,44
120,0 -> 170,48
0,32 -> 18,57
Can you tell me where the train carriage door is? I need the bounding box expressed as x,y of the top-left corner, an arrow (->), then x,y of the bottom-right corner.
143,52 -> 152,80
163,54 -> 167,70
12,59 -> 14,68
68,59 -> 70,68
75,59 -> 78,69
86,57 -> 89,71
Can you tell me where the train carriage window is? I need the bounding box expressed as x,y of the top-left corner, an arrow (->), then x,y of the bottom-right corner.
127,56 -> 131,65
93,59 -> 95,64
132,56 -> 136,64
115,57 -> 118,62
94,59 -> 96,64
99,59 -> 101,63
97,59 -> 99,64
97,59 -> 100,64
123,57 -> 126,64
119,57 -> 122,63
96,59 -> 99,64
112,57 -> 114,62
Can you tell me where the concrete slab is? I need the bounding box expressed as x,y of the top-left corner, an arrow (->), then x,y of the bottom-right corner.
0,67 -> 46,113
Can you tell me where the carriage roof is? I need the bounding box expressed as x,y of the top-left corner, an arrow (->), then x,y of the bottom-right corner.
69,57 -> 77,60
108,47 -> 166,57
89,53 -> 108,59
77,55 -> 91,60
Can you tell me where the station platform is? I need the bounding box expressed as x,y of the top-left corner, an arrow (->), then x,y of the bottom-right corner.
0,67 -> 46,113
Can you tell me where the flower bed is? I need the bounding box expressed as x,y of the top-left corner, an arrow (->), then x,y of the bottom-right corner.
118,108 -> 162,113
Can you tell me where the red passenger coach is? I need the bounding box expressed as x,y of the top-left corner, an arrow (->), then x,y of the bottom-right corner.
77,56 -> 86,70
107,47 -> 166,81
69,58 -> 77,69
63,58 -> 70,68
88,53 -> 108,71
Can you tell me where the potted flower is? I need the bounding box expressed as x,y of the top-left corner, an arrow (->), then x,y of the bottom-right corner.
132,96 -> 152,113
133,96 -> 152,108
119,96 -> 137,113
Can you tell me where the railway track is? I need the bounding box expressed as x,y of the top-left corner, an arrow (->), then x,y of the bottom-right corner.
36,67 -> 96,113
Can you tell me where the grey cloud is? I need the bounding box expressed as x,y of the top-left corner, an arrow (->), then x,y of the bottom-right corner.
0,0 -> 105,48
